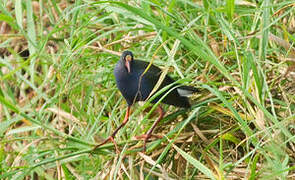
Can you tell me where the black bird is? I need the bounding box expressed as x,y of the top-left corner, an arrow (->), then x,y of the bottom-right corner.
95,50 -> 198,152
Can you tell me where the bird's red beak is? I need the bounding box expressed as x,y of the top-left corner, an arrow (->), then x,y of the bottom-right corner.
125,55 -> 132,73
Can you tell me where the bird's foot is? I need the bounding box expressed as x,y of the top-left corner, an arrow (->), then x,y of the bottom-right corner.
110,137 -> 121,154
93,136 -> 120,154
134,134 -> 163,152
135,134 -> 163,140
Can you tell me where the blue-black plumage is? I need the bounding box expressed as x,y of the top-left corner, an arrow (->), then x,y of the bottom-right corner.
94,50 -> 198,152
114,50 -> 197,108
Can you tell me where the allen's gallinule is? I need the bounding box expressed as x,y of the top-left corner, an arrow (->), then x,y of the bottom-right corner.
95,50 -> 198,152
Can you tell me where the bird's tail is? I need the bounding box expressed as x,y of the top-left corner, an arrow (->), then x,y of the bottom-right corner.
177,86 -> 199,97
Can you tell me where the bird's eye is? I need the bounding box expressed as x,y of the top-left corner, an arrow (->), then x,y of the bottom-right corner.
125,55 -> 132,61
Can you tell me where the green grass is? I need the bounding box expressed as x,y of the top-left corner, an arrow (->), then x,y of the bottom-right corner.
1,0 -> 295,179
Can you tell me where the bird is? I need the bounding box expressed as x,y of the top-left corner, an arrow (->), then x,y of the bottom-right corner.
94,50 -> 198,152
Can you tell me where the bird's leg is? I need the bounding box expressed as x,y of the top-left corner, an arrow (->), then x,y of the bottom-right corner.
93,106 -> 131,153
141,106 -> 165,152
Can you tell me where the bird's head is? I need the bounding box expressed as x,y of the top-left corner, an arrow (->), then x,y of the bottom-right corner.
120,50 -> 134,73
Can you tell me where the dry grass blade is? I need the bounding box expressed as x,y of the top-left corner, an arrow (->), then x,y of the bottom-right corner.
47,107 -> 83,126
104,32 -> 157,47
138,152 -> 170,179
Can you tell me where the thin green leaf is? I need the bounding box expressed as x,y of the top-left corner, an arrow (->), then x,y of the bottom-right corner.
173,144 -> 216,180
15,0 -> 23,29
26,0 -> 37,54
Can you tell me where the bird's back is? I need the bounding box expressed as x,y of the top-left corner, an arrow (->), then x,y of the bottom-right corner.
114,59 -> 193,108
